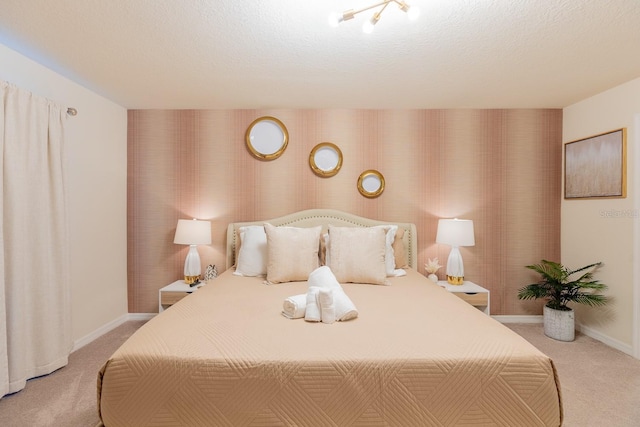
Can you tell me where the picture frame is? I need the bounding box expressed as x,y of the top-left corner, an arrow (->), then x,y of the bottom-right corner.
564,128 -> 626,199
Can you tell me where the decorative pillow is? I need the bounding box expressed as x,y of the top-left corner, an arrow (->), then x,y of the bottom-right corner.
264,223 -> 322,284
327,225 -> 388,285
319,232 -> 329,265
322,225 -> 408,274
392,228 -> 408,269
233,225 -> 267,276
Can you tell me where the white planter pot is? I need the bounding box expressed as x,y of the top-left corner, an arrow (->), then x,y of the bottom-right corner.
543,305 -> 575,342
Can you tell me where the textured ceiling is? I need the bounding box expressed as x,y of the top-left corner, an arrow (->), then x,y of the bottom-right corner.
1,0 -> 639,109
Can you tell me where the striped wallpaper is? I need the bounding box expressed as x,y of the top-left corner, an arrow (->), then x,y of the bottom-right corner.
128,109 -> 561,314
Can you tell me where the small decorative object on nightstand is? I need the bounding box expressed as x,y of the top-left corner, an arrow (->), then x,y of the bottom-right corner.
204,264 -> 218,281
159,280 -> 205,312
438,280 -> 490,315
424,257 -> 442,283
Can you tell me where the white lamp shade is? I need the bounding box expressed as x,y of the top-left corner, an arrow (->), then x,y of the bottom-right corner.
174,219 -> 211,245
435,219 -> 475,248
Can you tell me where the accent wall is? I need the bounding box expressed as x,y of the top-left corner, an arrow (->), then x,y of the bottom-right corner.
128,109 -> 562,315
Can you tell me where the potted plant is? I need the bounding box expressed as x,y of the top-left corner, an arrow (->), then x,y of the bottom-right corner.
517,260 -> 608,341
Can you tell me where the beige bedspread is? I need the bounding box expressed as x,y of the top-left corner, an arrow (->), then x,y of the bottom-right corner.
98,269 -> 562,426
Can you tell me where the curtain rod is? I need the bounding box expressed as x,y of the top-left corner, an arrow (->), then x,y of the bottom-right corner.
67,107 -> 78,116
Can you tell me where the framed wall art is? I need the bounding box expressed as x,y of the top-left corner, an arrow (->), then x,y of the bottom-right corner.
564,128 -> 626,199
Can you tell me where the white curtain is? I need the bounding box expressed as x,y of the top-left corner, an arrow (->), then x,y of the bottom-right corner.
0,80 -> 72,399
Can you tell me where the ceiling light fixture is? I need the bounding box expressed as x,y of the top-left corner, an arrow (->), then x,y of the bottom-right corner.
329,0 -> 420,33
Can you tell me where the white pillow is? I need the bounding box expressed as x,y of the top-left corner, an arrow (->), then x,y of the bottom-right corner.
233,225 -> 267,277
373,225 -> 397,275
327,225 -> 388,285
372,225 -> 407,277
264,223 -> 322,284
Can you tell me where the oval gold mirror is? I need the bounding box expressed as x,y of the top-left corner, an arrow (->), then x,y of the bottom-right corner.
245,116 -> 289,161
309,142 -> 343,177
357,169 -> 385,198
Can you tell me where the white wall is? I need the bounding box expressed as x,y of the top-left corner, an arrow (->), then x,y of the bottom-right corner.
563,77 -> 640,354
0,43 -> 129,344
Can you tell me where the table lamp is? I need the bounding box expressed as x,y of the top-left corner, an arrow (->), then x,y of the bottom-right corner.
174,219 -> 211,284
435,218 -> 475,285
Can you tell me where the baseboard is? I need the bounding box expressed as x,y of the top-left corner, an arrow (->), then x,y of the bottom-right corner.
128,313 -> 156,321
72,312 -> 156,352
72,314 -> 129,352
492,315 -> 543,324
492,315 -> 634,357
577,323 -> 633,356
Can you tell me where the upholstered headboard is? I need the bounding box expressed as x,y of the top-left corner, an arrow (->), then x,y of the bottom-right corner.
226,209 -> 417,270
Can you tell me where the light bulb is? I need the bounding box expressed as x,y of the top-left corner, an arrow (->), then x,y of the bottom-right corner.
362,12 -> 380,34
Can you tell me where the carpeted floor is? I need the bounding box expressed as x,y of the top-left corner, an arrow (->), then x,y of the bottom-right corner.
507,323 -> 640,427
0,320 -> 146,427
0,321 -> 639,426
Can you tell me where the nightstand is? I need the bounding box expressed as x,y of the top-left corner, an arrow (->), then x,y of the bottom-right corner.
437,281 -> 490,315
159,280 -> 204,312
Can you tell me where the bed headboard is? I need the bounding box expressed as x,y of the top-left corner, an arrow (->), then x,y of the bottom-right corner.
226,209 -> 418,270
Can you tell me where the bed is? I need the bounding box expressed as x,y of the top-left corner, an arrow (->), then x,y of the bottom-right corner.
98,209 -> 562,426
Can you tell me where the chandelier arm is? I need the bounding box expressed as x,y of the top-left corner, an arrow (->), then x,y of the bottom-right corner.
372,1 -> 390,22
332,0 -> 417,28
347,0 -> 392,17
392,0 -> 410,12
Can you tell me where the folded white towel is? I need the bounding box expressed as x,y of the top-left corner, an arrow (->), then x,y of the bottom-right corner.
304,287 -> 322,322
308,266 -> 358,321
332,288 -> 358,321
318,288 -> 335,324
308,265 -> 340,289
282,294 -> 306,319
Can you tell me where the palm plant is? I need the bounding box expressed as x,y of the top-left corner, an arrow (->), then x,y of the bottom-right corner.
517,260 -> 608,311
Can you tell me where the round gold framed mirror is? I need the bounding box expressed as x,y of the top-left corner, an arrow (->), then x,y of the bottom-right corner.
357,169 -> 385,198
245,116 -> 289,161
309,142 -> 343,177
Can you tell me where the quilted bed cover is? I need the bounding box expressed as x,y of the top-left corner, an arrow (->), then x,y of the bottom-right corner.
98,269 -> 562,426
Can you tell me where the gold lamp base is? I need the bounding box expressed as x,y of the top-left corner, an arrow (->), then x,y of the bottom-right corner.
447,275 -> 464,285
184,275 -> 200,285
